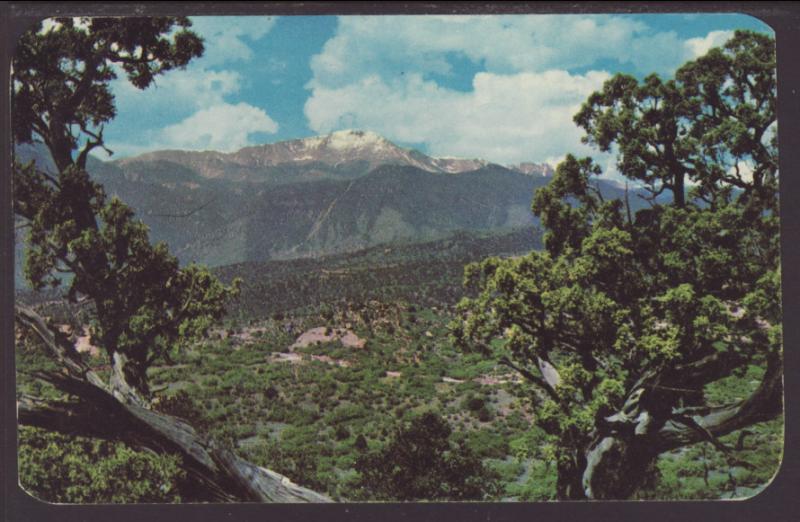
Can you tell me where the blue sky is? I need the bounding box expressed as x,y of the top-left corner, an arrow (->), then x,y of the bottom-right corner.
102,13 -> 772,172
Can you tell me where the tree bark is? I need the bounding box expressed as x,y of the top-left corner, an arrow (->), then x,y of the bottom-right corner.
108,350 -> 151,407
577,351 -> 782,499
15,304 -> 333,503
556,454 -> 588,499
581,433 -> 659,499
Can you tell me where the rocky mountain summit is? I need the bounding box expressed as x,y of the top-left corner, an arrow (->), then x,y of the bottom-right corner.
113,129 -> 539,182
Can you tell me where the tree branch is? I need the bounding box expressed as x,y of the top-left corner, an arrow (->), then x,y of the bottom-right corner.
76,124 -> 112,170
15,304 -> 107,388
498,356 -> 560,403
654,351 -> 782,453
15,305 -> 333,503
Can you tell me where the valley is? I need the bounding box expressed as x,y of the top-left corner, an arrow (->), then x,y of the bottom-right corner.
16,221 -> 782,502
14,131 -> 780,502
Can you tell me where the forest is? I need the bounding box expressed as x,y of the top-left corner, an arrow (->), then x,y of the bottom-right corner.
12,17 -> 782,503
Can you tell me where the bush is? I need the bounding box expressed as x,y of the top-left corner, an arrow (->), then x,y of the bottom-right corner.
334,425 -> 350,441
463,395 -> 485,412
477,406 -> 493,422
464,429 -> 509,459
18,427 -> 186,503
264,386 -> 279,400
353,412 -> 500,501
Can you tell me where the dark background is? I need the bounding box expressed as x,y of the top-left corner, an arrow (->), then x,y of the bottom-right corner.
2,2 -> 798,521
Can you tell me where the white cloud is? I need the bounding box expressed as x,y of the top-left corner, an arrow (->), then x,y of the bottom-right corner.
112,16 -> 277,113
308,15 -> 709,89
113,66 -> 242,115
729,160 -> 755,183
157,103 -> 278,152
189,16 -> 277,66
107,16 -> 278,156
684,30 -> 734,59
306,69 -> 609,165
305,15 -> 743,168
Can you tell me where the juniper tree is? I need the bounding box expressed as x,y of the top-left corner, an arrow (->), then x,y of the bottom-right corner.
13,17 -> 326,502
452,30 -> 781,499
12,16 -> 232,403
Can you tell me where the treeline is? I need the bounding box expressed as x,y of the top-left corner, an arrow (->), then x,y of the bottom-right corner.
215,227 -> 541,319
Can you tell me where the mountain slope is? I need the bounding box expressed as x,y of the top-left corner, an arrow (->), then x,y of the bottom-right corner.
215,227 -> 543,318
95,163 -> 548,266
13,132 -> 645,275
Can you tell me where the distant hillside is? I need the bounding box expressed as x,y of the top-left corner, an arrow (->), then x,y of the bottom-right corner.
13,131 -> 647,284
215,227 -> 543,319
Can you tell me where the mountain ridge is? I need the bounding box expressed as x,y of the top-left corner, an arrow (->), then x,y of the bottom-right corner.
15,132 -> 640,288
113,129 -> 550,182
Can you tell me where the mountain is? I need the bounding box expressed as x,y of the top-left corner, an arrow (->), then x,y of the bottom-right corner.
13,131 -> 643,282
87,160 -> 549,267
116,130 -> 495,184
214,227 -> 543,318
507,162 -> 555,177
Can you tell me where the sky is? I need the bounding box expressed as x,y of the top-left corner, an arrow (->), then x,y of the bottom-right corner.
102,13 -> 773,174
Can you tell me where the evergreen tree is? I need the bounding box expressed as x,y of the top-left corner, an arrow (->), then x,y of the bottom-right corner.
13,17 -> 325,502
353,412 -> 500,500
452,31 -> 781,499
13,17 -> 236,404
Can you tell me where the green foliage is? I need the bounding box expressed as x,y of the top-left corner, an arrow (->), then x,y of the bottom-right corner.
452,30 -> 780,499
507,458 -> 559,501
17,292 -> 781,502
459,428 -> 509,459
12,16 -> 246,503
352,412 -> 501,500
18,427 -> 185,503
574,30 -> 776,209
13,20 -> 781,503
13,17 -> 239,398
463,395 -> 485,412
215,227 -> 541,319
13,17 -> 202,169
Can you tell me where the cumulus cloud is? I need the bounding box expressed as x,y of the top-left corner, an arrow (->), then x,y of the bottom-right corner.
112,16 -> 276,113
113,67 -> 242,116
306,69 -> 609,164
684,30 -> 735,59
189,16 -> 277,66
309,15 -> 719,88
107,16 -> 278,157
157,103 -> 279,152
304,15 -> 742,169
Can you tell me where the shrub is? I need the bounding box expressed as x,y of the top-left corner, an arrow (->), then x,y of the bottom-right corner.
334,425 -> 350,441
18,427 -> 186,503
353,412 -> 500,501
477,406 -> 493,423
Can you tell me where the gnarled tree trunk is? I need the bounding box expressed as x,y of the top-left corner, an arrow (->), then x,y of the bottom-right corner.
577,351 -> 783,499
15,305 -> 332,503
108,350 -> 151,407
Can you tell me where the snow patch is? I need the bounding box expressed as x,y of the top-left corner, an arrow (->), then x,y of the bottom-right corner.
325,129 -> 388,151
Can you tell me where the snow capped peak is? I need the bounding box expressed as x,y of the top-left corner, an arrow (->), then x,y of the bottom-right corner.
281,130 -> 527,174
120,129 -> 554,180
324,129 -> 391,151
293,129 -> 393,154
